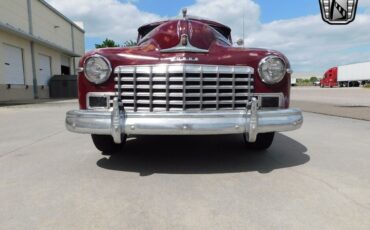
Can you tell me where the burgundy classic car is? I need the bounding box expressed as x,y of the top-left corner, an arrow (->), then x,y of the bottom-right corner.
66,10 -> 303,154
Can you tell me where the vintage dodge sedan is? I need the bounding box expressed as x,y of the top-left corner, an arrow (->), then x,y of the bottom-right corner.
66,11 -> 303,153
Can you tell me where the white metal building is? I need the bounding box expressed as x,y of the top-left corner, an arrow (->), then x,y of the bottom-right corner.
0,0 -> 85,101
291,72 -> 322,80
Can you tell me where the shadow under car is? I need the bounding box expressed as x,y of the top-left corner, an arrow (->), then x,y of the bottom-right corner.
97,133 -> 309,176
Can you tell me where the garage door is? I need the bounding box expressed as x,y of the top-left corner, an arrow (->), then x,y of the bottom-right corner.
2,44 -> 25,84
38,54 -> 51,86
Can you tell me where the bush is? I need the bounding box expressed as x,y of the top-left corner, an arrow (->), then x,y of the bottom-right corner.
364,84 -> 370,88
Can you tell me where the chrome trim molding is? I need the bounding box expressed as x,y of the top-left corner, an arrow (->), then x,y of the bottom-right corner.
247,97 -> 259,142
111,97 -> 123,143
66,101 -> 303,143
115,64 -> 254,75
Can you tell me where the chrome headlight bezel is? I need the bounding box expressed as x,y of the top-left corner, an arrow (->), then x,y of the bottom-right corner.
258,55 -> 287,85
83,54 -> 112,84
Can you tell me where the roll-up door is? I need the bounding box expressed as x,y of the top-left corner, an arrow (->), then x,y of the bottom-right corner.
2,44 -> 25,85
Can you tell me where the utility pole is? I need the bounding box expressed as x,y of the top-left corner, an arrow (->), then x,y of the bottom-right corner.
242,1 -> 245,48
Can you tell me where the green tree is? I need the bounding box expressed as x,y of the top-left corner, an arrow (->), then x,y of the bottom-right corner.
123,40 -> 137,47
95,38 -> 120,48
310,76 -> 318,82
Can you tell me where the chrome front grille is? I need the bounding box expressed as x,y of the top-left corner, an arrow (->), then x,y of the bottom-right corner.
114,64 -> 254,112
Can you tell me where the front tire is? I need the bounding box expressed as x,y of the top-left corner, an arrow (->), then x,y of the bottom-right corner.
244,132 -> 275,150
91,134 -> 126,154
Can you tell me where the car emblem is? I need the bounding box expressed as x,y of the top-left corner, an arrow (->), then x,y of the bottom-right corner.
319,0 -> 358,25
161,56 -> 199,62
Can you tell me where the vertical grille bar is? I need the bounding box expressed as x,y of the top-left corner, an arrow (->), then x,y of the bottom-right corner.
165,65 -> 170,111
200,66 -> 203,110
216,66 -> 220,110
133,67 -> 137,112
182,66 -> 186,110
248,72 -> 252,105
117,67 -> 122,103
149,66 -> 153,112
232,67 -> 236,110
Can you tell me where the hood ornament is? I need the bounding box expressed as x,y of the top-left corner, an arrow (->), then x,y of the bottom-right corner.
161,34 -> 208,53
182,8 -> 187,18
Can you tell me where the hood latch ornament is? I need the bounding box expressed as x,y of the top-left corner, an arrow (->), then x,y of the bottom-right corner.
161,34 -> 209,53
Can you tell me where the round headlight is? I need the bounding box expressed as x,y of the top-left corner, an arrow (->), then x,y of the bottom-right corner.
84,55 -> 112,84
258,56 -> 287,85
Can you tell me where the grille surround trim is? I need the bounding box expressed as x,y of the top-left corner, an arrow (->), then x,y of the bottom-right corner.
114,64 -> 254,75
114,64 -> 255,112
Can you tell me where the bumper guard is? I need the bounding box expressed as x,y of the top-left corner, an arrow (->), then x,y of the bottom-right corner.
66,98 -> 303,143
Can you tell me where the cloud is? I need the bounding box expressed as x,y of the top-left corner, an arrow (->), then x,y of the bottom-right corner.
185,0 -> 261,40
360,0 -> 370,6
46,0 -> 370,72
244,14 -> 370,72
46,0 -> 163,42
45,0 -> 261,42
360,0 -> 370,13
189,0 -> 370,72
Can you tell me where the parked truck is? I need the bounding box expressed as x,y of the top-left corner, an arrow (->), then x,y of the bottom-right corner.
291,77 -> 297,86
320,62 -> 370,88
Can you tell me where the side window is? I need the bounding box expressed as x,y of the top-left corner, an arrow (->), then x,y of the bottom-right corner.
137,25 -> 159,44
210,27 -> 231,45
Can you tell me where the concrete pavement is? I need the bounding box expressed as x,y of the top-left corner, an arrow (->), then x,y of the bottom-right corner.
0,101 -> 369,230
291,87 -> 370,121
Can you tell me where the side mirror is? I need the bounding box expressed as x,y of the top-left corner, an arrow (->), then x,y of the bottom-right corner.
236,39 -> 244,46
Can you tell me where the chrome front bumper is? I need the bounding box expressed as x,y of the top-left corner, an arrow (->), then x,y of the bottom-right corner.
65,98 -> 303,144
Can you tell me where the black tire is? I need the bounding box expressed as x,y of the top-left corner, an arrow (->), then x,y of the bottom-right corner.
244,132 -> 275,150
91,134 -> 126,155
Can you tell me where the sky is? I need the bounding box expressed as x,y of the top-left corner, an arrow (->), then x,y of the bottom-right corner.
45,0 -> 370,73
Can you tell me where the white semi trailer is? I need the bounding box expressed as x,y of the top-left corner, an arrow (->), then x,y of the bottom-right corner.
338,62 -> 370,87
